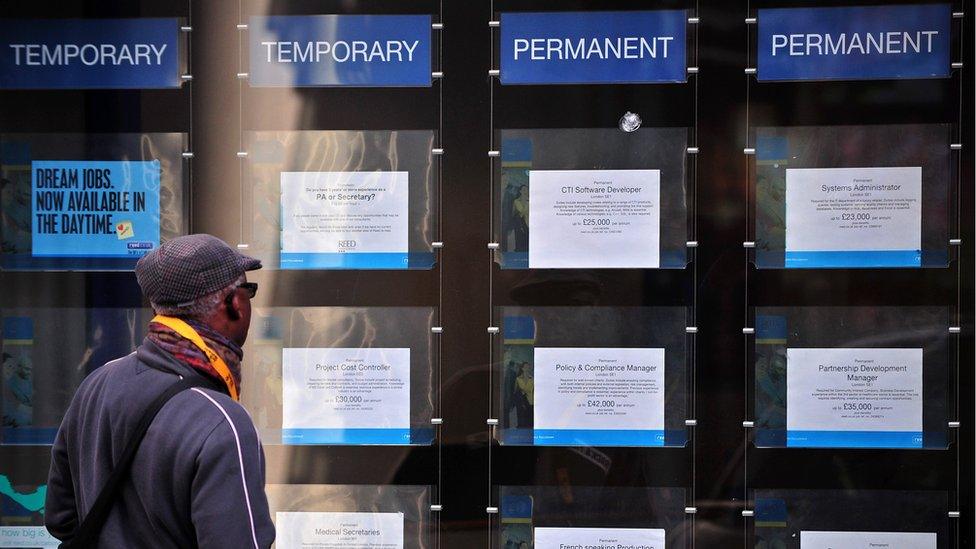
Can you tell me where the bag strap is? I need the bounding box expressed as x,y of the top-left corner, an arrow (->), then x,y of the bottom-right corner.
61,376 -> 214,548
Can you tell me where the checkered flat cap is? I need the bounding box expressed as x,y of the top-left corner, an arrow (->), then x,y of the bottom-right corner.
135,234 -> 262,307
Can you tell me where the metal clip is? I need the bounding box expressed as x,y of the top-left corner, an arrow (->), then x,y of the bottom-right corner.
431,326 -> 443,334
743,421 -> 755,428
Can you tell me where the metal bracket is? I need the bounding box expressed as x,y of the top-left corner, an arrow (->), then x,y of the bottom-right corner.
685,419 -> 698,427
950,238 -> 962,245
432,71 -> 444,79
237,244 -> 250,249
432,148 -> 445,156
745,17 -> 757,24
486,507 -> 499,514
743,421 -> 755,428
487,242 -> 500,250
486,418 -> 499,426
949,421 -> 961,428
487,326 -> 500,334
432,241 -> 444,249
432,23 -> 444,30
431,418 -> 444,425
743,241 -> 756,248
951,143 -> 963,150
430,504 -> 443,512
236,24 -> 248,30
949,511 -> 960,518
181,74 -> 193,81
488,150 -> 500,157
488,69 -> 500,77
949,326 -> 961,334
236,151 -> 248,158
686,326 -> 698,334
687,66 -> 700,74
688,17 -> 700,24
744,67 -> 757,75
742,510 -> 755,517
180,26 -> 193,32
743,147 -> 756,155
431,326 -> 443,334
742,327 -> 755,335
236,72 -> 249,80
685,506 -> 698,514
952,62 -> 964,69
489,20 -> 500,28
687,146 -> 700,154
687,240 -> 699,248
181,152 -> 194,159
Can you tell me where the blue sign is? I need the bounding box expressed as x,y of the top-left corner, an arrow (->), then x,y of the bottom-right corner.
500,10 -> 687,85
249,15 -> 432,87
758,4 -> 951,81
31,160 -> 161,259
0,18 -> 180,89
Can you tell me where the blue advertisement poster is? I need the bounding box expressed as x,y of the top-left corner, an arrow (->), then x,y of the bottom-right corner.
249,15 -> 432,87
757,4 -> 951,81
31,160 -> 160,259
0,18 -> 180,89
500,10 -> 687,85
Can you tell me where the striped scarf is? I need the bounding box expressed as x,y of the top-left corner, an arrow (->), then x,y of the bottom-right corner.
146,319 -> 243,395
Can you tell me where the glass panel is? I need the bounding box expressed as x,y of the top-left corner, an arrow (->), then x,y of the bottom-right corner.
243,130 -> 438,270
495,306 -> 688,447
498,485 -> 689,548
266,484 -> 431,548
2,307 -> 150,445
0,132 -> 188,271
753,124 -> 951,269
753,306 -> 950,449
494,128 -> 688,270
752,489 -> 950,548
241,306 -> 436,445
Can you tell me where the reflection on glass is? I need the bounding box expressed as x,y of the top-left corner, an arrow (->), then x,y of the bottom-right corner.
495,128 -> 688,270
754,124 -> 951,269
1,308 -> 150,445
754,306 -> 950,449
267,484 -> 431,549
242,307 -> 436,445
753,489 -> 949,549
496,307 -> 688,447
244,130 -> 437,270
498,486 -> 688,548
0,133 -> 187,271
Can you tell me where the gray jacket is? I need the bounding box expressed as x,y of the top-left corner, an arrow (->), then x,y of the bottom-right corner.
45,339 -> 276,548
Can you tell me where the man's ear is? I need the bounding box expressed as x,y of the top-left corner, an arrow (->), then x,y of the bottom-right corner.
225,291 -> 241,321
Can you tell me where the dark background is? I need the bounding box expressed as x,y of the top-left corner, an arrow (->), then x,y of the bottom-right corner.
0,0 -> 972,547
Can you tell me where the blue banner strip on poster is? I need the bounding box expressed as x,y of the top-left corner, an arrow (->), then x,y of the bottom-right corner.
249,15 -> 432,87
500,10 -> 687,85
532,429 -> 666,447
1,427 -> 59,445
757,4 -> 951,82
281,428 -> 427,445
785,250 -> 922,268
786,430 -> 923,448
279,252 -> 435,270
0,18 -> 181,89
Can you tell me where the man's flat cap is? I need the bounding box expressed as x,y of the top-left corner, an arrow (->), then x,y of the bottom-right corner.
135,234 -> 262,306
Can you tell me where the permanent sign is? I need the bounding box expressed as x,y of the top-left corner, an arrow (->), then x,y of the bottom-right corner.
500,10 -> 687,85
758,4 -> 951,81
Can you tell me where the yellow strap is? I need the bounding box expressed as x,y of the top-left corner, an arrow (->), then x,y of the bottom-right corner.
151,315 -> 239,401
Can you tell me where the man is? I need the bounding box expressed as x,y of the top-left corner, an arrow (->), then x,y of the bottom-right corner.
45,234 -> 276,548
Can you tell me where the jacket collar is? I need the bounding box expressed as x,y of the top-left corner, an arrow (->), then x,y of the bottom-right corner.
135,338 -> 227,396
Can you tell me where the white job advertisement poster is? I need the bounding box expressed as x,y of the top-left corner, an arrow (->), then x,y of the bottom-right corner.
786,348 -> 923,448
784,167 -> 922,267
533,347 -> 665,446
279,171 -> 409,268
275,511 -> 404,549
282,348 -> 410,444
528,169 -> 661,268
534,527 -> 666,549
800,531 -> 936,549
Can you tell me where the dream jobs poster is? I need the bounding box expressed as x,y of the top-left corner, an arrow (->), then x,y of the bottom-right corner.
30,160 -> 160,260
